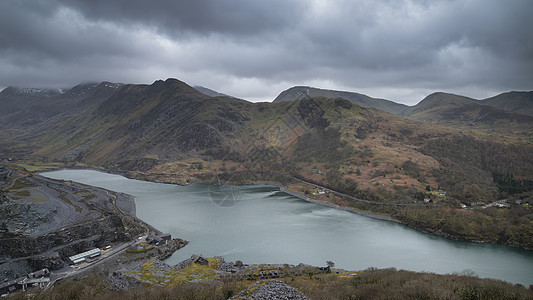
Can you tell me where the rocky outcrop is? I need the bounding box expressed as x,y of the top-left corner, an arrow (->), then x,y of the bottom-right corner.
232,280 -> 309,300
107,270 -> 141,291
27,252 -> 67,271
0,215 -> 143,259
156,239 -> 189,260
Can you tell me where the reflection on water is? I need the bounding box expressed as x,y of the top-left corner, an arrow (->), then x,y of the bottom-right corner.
42,169 -> 533,286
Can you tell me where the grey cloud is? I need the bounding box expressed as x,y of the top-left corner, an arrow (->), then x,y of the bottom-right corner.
0,1 -> 144,61
57,0 -> 306,37
0,0 -> 531,104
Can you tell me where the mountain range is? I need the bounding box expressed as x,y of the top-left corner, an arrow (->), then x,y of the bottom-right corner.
274,86 -> 533,117
1,78 -> 532,249
274,86 -> 533,135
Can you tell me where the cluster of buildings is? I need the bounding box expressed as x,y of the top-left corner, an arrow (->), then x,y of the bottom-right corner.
1,235 -> 172,296
1,247 -> 106,295
0,269 -> 50,295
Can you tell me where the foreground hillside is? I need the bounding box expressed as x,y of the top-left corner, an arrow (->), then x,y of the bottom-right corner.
1,78 -> 532,249
14,262 -> 533,300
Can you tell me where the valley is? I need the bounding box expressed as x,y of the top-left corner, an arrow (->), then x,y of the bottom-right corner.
1,78 -> 532,297
1,78 -> 532,250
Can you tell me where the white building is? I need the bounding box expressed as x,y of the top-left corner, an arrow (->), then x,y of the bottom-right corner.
68,248 -> 101,264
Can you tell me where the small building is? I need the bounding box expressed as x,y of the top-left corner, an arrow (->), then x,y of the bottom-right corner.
160,233 -> 171,242
460,203 -> 467,209
68,248 -> 101,265
0,277 -> 24,295
28,268 -> 50,279
153,236 -> 163,245
147,233 -> 171,246
495,202 -> 510,208
438,190 -> 446,196
147,235 -> 162,245
312,168 -> 323,174
20,277 -> 50,291
0,268 -> 50,295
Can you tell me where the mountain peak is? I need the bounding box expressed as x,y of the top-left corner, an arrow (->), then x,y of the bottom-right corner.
148,78 -> 202,95
156,78 -> 187,86
417,92 -> 476,107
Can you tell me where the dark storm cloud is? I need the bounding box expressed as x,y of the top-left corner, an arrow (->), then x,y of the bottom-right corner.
58,0 -> 305,37
0,1 -> 142,60
0,0 -> 532,104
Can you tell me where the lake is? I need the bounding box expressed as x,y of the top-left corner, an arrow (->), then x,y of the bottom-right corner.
42,169 -> 533,286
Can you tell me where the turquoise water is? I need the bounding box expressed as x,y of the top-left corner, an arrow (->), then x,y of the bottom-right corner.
42,169 -> 533,286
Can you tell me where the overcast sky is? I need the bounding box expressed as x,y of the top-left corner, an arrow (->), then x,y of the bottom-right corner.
1,0 -> 532,105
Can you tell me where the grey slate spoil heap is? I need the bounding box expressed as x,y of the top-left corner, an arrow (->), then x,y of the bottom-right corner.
232,280 -> 309,300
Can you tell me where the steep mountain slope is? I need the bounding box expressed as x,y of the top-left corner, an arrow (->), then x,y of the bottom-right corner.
19,79 -> 253,171
273,86 -> 408,114
481,91 -> 533,117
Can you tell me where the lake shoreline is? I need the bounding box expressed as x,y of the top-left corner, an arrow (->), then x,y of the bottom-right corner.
40,166 -> 533,251
253,181 -> 394,221
277,183 -> 533,251
38,168 -> 533,286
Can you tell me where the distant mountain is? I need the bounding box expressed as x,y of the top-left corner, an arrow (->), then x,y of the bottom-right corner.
273,86 -> 408,114
274,87 -> 533,127
0,82 -> 122,126
480,91 -> 533,117
404,92 -> 475,115
402,92 -> 533,133
0,86 -> 63,98
272,85 -> 533,135
193,85 -> 233,98
0,87 -> 63,118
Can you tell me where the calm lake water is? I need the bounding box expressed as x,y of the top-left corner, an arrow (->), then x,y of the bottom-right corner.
42,169 -> 533,285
